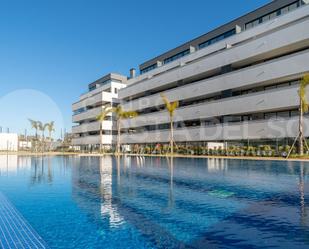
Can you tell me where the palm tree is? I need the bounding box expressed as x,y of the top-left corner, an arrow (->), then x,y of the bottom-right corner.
45,121 -> 55,151
112,105 -> 138,154
38,121 -> 46,153
160,93 -> 179,155
45,121 -> 55,140
28,119 -> 39,152
287,74 -> 309,157
96,106 -> 112,153
28,119 -> 39,139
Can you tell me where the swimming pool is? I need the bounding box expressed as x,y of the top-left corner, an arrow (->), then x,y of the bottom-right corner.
0,155 -> 308,248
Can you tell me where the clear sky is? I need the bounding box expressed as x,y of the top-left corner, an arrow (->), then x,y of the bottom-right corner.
0,0 -> 270,138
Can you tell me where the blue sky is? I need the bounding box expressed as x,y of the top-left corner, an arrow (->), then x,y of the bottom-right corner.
0,0 -> 270,137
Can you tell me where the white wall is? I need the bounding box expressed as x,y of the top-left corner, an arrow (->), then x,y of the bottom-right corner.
0,133 -> 18,151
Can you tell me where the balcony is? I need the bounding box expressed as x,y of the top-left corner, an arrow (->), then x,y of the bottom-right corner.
72,121 -> 115,134
72,135 -> 115,145
72,91 -> 115,111
72,106 -> 115,123
122,50 -> 309,112
121,116 -> 309,144
121,85 -> 301,129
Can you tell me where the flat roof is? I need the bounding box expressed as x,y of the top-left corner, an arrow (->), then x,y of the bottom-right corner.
139,0 -> 298,71
88,73 -> 128,89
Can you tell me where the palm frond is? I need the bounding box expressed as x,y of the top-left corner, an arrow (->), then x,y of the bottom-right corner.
28,119 -> 38,129
37,121 -> 44,131
96,106 -> 112,121
123,111 -> 138,119
111,105 -> 138,120
45,121 -> 55,133
160,93 -> 179,117
160,93 -> 171,110
170,101 -> 179,111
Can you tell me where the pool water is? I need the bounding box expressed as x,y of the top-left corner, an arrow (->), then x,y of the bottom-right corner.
0,155 -> 308,248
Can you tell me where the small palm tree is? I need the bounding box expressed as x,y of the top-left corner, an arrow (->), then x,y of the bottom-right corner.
160,93 -> 179,155
112,105 -> 138,154
45,121 -> 55,151
96,106 -> 112,153
288,74 -> 309,157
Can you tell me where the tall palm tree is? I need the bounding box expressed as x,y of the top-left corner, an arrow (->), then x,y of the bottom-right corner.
45,121 -> 55,151
160,93 -> 179,155
288,74 -> 309,157
96,106 -> 112,153
298,74 -> 309,155
38,121 -> 46,153
28,119 -> 39,152
28,119 -> 39,139
112,105 -> 138,154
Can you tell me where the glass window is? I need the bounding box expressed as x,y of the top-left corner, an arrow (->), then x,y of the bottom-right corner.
245,22 -> 253,29
289,2 -> 298,11
269,12 -> 277,20
252,19 -> 259,27
277,111 -> 290,118
198,29 -> 235,49
163,49 -> 190,65
262,15 -> 270,22
264,112 -> 277,119
140,63 -> 158,74
290,80 -> 300,85
281,6 -> 289,14
245,1 -> 302,30
291,110 -> 299,116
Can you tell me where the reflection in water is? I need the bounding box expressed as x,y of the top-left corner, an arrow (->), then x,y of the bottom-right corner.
99,156 -> 123,227
167,156 -> 174,208
0,155 -> 32,175
72,156 -> 123,229
0,155 -> 56,185
207,158 -> 228,172
299,162 -> 307,226
30,157 -> 48,185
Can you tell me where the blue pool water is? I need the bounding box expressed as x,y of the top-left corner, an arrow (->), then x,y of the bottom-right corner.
0,155 -> 308,249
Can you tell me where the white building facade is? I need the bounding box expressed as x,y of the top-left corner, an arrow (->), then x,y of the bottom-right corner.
118,0 -> 309,146
0,133 -> 18,151
72,73 -> 127,150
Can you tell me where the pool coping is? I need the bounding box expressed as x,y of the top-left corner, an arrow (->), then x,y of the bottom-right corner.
1,151 -> 309,162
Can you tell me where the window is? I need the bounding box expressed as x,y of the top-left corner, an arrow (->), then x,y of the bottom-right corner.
289,2 -> 298,11
264,112 -> 277,120
140,63 -> 158,75
163,49 -> 190,65
199,29 -> 236,49
89,85 -> 96,91
277,111 -> 290,118
114,88 -> 118,94
245,1 -> 301,30
281,6 -> 289,14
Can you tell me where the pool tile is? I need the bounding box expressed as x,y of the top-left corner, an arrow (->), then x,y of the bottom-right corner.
0,192 -> 48,249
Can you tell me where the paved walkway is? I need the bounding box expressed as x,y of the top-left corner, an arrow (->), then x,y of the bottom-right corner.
0,192 -> 48,249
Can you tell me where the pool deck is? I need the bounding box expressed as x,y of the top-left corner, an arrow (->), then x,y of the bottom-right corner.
1,151 -> 309,162
0,192 -> 48,249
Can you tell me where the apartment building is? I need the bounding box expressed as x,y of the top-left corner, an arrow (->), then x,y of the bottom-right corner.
119,0 -> 309,146
72,73 -> 127,150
